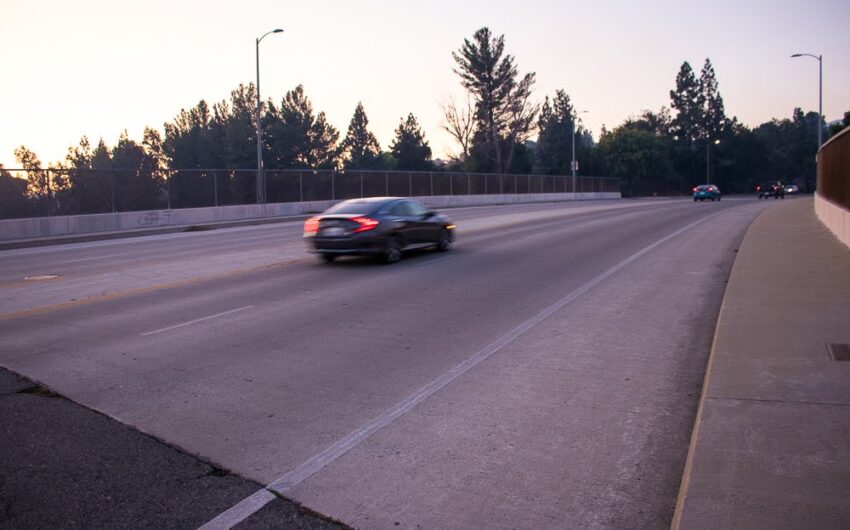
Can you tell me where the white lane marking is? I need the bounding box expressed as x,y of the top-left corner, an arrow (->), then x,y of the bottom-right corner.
140,306 -> 254,336
198,208 -> 726,530
198,490 -> 277,530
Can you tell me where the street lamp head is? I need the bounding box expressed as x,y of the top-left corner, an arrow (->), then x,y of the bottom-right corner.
714,139 -> 720,145
273,28 -> 284,33
791,53 -> 802,58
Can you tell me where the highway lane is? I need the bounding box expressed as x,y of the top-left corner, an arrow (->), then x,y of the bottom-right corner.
0,199 -> 674,313
0,198 -> 771,529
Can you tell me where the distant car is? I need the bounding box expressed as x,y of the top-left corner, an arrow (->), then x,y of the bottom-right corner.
757,181 -> 785,199
693,184 -> 721,201
303,197 -> 455,264
783,184 -> 799,195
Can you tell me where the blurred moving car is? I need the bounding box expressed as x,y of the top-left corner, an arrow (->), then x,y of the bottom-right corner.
757,181 -> 785,199
303,197 -> 455,264
693,184 -> 722,201
783,184 -> 799,195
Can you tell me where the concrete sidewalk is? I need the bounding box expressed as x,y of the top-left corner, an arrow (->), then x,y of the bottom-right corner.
673,198 -> 850,529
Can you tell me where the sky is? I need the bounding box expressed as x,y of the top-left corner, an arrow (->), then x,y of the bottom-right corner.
1,0 -> 849,168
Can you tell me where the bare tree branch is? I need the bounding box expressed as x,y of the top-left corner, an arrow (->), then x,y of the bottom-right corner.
440,96 -> 475,163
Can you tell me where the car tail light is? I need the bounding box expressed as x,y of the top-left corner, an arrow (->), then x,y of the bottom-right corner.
303,216 -> 320,236
352,217 -> 379,233
693,187 -> 699,192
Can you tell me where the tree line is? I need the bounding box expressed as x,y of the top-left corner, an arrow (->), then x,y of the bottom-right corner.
2,26 -> 847,218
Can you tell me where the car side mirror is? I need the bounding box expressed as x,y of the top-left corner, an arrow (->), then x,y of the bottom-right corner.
423,211 -> 435,219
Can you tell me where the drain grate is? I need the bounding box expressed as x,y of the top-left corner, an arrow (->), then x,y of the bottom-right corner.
827,343 -> 850,362
24,274 -> 60,281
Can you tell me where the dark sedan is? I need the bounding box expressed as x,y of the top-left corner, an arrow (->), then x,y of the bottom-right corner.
303,197 -> 455,264
757,181 -> 785,199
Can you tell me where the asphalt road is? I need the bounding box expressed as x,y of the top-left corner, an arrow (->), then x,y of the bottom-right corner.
0,198 -> 771,529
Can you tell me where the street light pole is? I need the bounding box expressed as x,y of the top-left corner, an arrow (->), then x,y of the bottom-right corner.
256,28 -> 283,204
706,139 -> 719,184
791,53 -> 823,150
571,110 -> 588,196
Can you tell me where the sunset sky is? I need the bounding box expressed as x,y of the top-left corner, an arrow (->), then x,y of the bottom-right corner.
2,0 -> 849,168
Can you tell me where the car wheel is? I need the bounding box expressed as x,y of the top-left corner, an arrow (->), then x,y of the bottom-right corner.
382,237 -> 402,264
320,253 -> 336,263
693,198 -> 698,202
435,229 -> 452,252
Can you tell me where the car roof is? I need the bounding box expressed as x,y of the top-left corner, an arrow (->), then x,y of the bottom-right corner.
338,197 -> 404,204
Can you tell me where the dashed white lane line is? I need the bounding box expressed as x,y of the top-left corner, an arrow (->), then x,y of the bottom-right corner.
140,306 -> 254,337
198,209 -> 726,530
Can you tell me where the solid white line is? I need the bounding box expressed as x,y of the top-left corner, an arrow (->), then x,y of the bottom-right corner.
197,489 -> 276,530
141,306 -> 254,336
197,209 -> 726,530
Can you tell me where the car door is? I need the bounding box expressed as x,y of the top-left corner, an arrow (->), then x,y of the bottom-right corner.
403,199 -> 439,244
386,201 -> 417,246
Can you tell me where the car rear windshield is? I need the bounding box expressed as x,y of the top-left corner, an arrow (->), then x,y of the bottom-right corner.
324,200 -> 381,215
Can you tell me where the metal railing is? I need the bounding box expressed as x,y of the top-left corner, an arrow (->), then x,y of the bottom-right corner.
818,126 -> 850,210
0,168 -> 619,219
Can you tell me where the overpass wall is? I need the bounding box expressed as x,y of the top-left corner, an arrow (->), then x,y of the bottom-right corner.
815,125 -> 850,249
0,192 -> 619,241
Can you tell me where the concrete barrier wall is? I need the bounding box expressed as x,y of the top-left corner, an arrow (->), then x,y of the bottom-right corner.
815,192 -> 850,250
0,192 -> 619,241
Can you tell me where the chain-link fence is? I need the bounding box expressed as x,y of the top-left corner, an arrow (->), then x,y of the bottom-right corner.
0,168 -> 620,220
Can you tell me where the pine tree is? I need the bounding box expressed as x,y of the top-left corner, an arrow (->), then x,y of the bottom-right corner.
309,111 -> 340,169
452,27 -> 537,173
700,59 -> 727,142
266,85 -> 339,169
390,113 -> 432,171
111,131 -> 161,211
341,102 -> 382,170
534,90 -> 577,174
670,62 -> 704,143
223,84 -> 257,170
